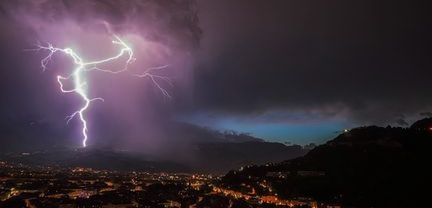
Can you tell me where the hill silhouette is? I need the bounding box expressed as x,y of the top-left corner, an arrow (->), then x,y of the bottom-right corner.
222,118 -> 432,207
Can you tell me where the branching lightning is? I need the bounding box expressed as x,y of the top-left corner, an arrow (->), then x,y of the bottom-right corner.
36,35 -> 170,147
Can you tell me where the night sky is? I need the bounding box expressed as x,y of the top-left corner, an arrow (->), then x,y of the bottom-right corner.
0,0 -> 431,151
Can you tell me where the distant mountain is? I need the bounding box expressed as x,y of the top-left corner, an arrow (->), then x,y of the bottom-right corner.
0,141 -> 308,174
0,120 -> 265,153
191,141 -> 307,173
0,119 -> 308,173
0,148 -> 190,172
222,118 -> 432,207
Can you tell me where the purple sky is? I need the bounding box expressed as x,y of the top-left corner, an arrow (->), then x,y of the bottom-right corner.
0,0 -> 431,151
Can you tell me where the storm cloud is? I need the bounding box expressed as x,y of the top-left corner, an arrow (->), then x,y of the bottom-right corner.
0,0 -> 201,152
1,0 -> 431,151
193,0 -> 432,125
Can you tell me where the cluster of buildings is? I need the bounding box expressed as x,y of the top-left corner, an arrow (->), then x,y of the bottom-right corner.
0,161 -> 335,207
0,161 -> 216,207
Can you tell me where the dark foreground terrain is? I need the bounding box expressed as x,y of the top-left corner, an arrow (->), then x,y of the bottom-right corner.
222,118 -> 432,207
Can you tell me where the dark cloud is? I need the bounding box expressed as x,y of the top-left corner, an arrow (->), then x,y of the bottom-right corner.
0,0 -> 202,151
0,0 -> 201,48
419,112 -> 432,118
395,118 -> 409,126
193,0 -> 432,124
1,0 -> 432,151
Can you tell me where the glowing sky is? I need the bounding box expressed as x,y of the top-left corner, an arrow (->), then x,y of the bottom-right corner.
0,0 -> 431,151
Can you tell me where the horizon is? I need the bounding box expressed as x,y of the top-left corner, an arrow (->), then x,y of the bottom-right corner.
1,0 -> 431,151
0,1 -> 431,207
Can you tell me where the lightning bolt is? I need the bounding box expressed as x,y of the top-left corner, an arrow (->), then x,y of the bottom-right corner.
36,35 -> 170,147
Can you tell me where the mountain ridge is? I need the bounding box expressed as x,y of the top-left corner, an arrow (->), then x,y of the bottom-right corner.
221,118 -> 432,206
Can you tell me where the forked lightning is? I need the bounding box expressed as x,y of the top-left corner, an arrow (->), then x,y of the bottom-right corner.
37,35 -> 170,147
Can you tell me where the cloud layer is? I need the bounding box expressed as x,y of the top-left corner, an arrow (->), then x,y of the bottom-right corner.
1,0 -> 431,151
193,0 -> 432,125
